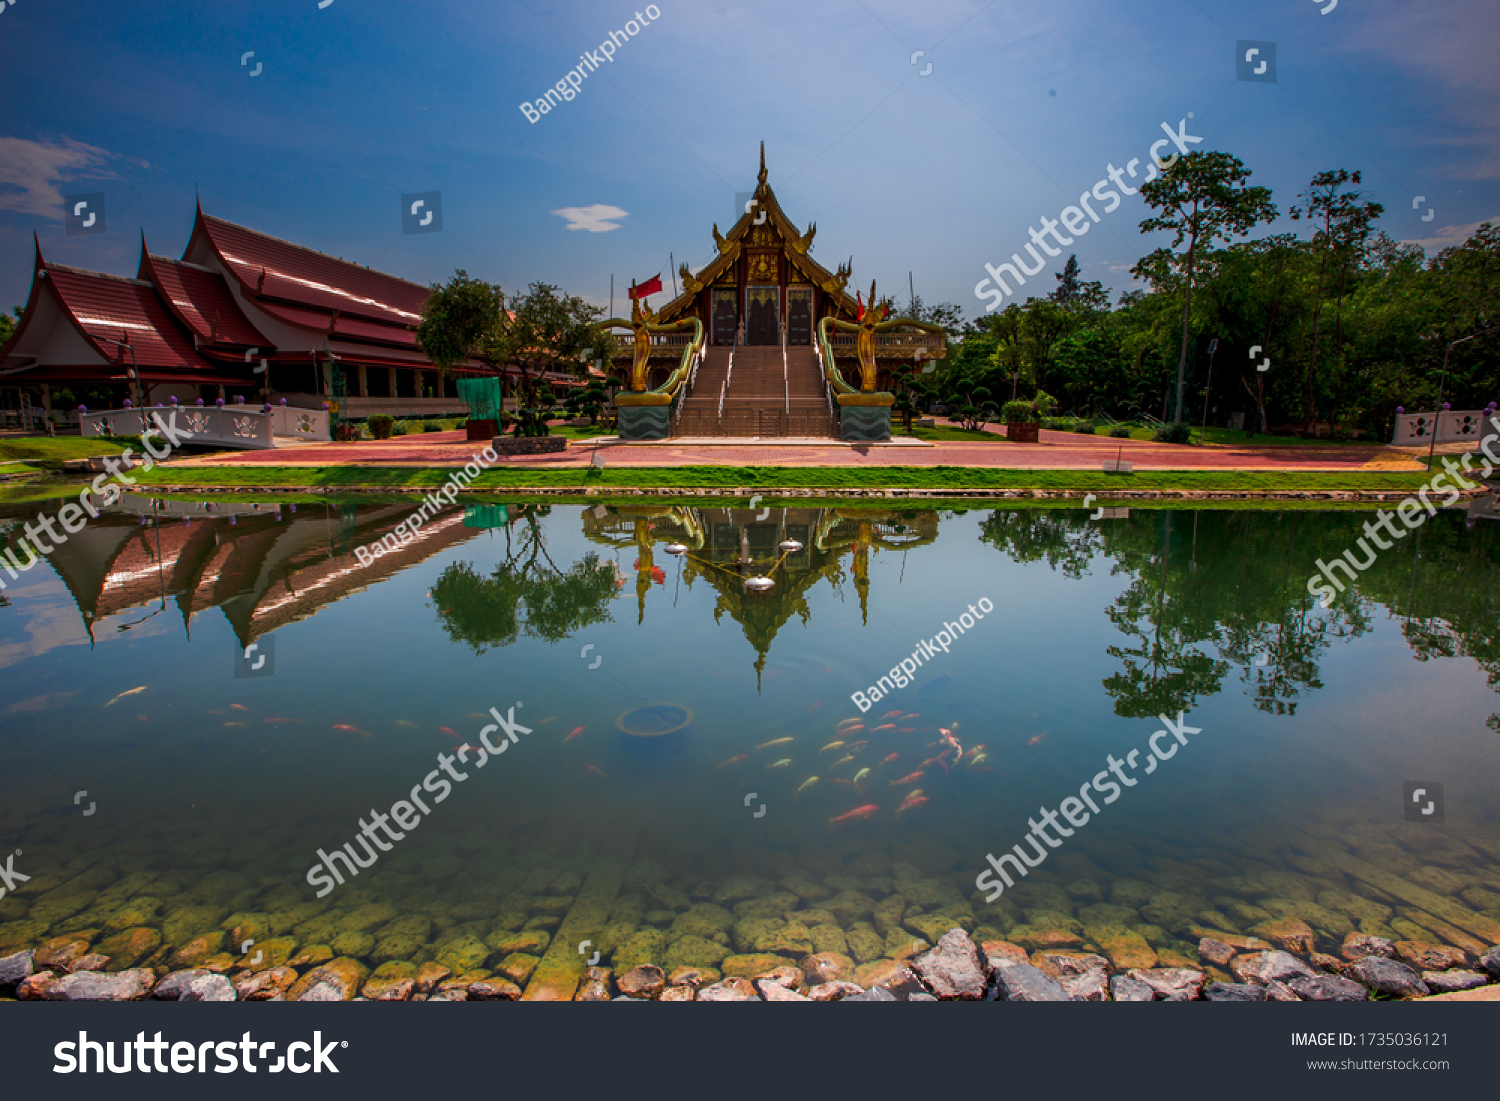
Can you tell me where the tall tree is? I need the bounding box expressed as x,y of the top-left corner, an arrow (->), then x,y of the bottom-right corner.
1136,151 -> 1278,426
1289,170 -> 1384,429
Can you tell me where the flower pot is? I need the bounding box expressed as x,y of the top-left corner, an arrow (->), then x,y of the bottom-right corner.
1006,421 -> 1039,443
466,419 -> 499,441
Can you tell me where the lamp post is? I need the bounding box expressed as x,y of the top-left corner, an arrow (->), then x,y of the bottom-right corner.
1200,338 -> 1219,438
1428,323 -> 1500,469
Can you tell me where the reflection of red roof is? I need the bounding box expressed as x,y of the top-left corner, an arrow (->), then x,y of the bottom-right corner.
139,251 -> 266,347
193,211 -> 428,327
44,263 -> 244,375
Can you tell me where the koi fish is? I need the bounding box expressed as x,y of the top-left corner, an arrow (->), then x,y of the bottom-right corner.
852,768 -> 870,785
880,753 -> 899,765
819,741 -> 846,755
871,724 -> 897,732
891,770 -> 924,787
836,718 -> 864,731
839,724 -> 866,734
223,721 -> 248,728
898,794 -> 930,816
969,754 -> 989,767
809,702 -> 823,713
332,724 -> 371,737
767,759 -> 793,771
830,755 -> 855,770
103,686 -> 148,708
1028,733 -> 1048,746
206,710 -> 224,716
566,726 -> 586,742
395,719 -> 419,728
229,704 -> 250,712
584,763 -> 609,779
716,754 -> 749,768
881,710 -> 902,719
796,777 -> 820,794
537,716 -> 559,725
757,737 -> 794,751
902,713 -> 920,721
438,726 -> 460,739
846,740 -> 869,752
829,805 -> 880,824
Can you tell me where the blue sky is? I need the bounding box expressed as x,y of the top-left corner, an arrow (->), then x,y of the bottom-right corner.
2,0 -> 1497,319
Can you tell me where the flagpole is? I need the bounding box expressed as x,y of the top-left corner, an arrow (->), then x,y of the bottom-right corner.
670,253 -> 677,297
610,275 -> 614,318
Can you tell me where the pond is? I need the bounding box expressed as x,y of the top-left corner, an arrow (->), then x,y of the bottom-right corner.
1,495 -> 1497,996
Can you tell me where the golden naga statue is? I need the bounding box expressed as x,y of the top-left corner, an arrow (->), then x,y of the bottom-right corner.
824,279 -> 905,392
678,261 -> 702,294
627,288 -> 659,391
712,223 -> 733,254
791,221 -> 816,255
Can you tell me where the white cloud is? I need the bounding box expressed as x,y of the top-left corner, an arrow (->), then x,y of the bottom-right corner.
1401,214 -> 1500,255
0,136 -> 116,219
551,204 -> 628,232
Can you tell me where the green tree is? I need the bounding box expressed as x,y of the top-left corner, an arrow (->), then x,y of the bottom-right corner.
1137,151 -> 1278,425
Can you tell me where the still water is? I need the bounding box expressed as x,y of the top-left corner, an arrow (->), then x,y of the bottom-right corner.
1,497 -> 1497,992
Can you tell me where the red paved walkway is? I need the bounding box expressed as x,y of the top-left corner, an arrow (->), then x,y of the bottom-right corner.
174,427 -> 1429,473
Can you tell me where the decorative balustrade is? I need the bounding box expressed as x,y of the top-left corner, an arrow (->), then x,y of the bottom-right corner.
1392,409 -> 1499,448
80,404 -> 330,450
826,331 -> 947,355
611,332 -> 696,354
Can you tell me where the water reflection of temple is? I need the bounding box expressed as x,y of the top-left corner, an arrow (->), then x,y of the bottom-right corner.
582,505 -> 938,681
42,496 -> 486,646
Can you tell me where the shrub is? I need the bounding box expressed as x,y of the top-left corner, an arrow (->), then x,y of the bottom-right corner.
1110,425 -> 1133,439
1073,421 -> 1097,434
1153,422 -> 1193,444
366,414 -> 395,439
391,420 -> 408,436
1002,400 -> 1037,423
424,420 -> 446,433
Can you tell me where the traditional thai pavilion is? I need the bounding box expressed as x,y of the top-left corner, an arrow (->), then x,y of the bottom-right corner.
606,145 -> 946,440
0,205 -> 520,425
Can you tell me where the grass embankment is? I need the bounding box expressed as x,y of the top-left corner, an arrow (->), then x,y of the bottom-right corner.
119,463 -> 1435,495
0,435 -> 142,472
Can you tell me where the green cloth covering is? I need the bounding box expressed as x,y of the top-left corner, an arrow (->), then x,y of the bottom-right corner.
456,377 -> 501,421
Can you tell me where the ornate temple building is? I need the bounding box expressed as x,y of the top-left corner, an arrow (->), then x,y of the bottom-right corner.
0,206 -> 509,425
607,145 -> 946,440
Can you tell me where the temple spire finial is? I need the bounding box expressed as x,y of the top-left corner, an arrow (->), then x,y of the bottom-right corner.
757,141 -> 767,188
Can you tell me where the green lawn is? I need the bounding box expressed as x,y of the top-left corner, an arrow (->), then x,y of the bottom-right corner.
118,463 -> 1435,495
0,434 -> 142,471
903,424 -> 1005,442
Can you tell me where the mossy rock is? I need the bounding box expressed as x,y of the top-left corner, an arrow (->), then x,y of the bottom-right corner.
104,899 -> 163,934
160,905 -> 228,948
97,926 -> 161,970
495,953 -> 540,984
612,929 -> 667,973
732,916 -> 782,954
530,896 -> 575,918
845,924 -> 885,964
757,921 -> 815,957
169,931 -> 227,969
1215,898 -> 1273,926
434,935 -> 492,974
1318,890 -> 1392,925
790,908 -> 839,929
721,953 -> 786,979
593,922 -> 637,956
824,890 -> 877,926
288,944 -> 335,968
904,914 -> 966,943
713,877 -> 772,904
1079,903 -> 1138,927
0,920 -> 51,947
1132,923 -> 1174,948
872,895 -> 907,937
238,935 -> 297,971
732,892 -> 800,921
293,911 -> 346,946
1021,910 -> 1083,935
1097,929 -> 1157,971
1138,892 -> 1207,934
522,915 -> 561,931
809,924 -> 849,956
668,904 -> 735,941
608,895 -> 646,927
885,928 -> 929,960
337,903 -> 398,933
901,879 -> 966,912
485,929 -> 550,956
647,883 -> 692,911
661,935 -> 731,971
1260,897 -> 1354,938
643,909 -> 677,927
1109,880 -> 1155,909
329,930 -> 375,959
779,875 -> 831,902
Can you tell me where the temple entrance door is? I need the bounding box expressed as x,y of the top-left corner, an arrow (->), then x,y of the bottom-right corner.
747,286 -> 779,345
787,288 -> 812,345
712,289 -> 738,346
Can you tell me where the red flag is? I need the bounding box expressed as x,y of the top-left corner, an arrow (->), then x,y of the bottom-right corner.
856,291 -> 865,320
630,274 -> 663,299
882,302 -> 891,320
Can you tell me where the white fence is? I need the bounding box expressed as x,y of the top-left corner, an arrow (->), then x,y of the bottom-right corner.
80,404 -> 330,450
1391,409 -> 1499,449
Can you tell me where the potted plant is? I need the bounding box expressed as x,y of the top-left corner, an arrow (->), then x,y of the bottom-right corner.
1002,399 -> 1040,442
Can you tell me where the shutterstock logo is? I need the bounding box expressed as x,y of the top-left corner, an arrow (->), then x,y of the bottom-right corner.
401,191 -> 443,235
64,193 -> 107,236
1237,40 -> 1277,83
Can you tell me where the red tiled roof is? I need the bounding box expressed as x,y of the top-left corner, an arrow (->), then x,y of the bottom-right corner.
195,212 -> 428,327
140,251 -> 267,347
43,263 -> 247,376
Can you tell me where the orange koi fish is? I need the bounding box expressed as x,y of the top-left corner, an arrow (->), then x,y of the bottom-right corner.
566,726 -> 586,742
890,770 -> 924,787
716,754 -> 749,768
880,753 -> 899,765
840,724 -> 866,734
829,804 -> 880,824
1028,733 -> 1048,746
897,795 -> 930,816
902,713 -> 920,721
332,724 -> 370,737
871,724 -> 897,732
881,710 -> 902,719
438,726 -> 460,739
229,704 -> 250,712
584,763 -> 609,779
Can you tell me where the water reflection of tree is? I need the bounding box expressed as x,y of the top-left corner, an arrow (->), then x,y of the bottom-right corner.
430,511 -> 616,652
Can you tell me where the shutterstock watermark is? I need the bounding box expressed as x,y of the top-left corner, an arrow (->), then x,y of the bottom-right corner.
0,411 -> 188,590
54,1032 -> 343,1074
1305,447 -> 1494,608
352,445 -> 496,568
304,703 -> 531,898
519,5 -> 661,124
975,711 -> 1203,901
974,117 -> 1203,312
850,598 -> 992,713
